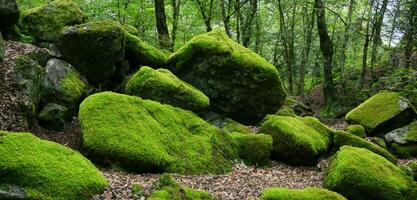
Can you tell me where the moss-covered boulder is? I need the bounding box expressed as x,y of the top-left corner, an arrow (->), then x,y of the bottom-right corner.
405,161 -> 417,181
385,121 -> 417,158
274,108 -> 297,117
42,58 -> 87,108
282,97 -> 314,116
332,131 -> 397,163
125,33 -> 167,68
149,174 -> 216,200
221,118 -> 253,134
230,132 -> 272,166
345,91 -> 416,135
370,137 -> 388,149
57,21 -> 125,82
324,146 -> 417,200
38,103 -> 70,131
125,66 -> 209,112
260,187 -> 347,200
344,124 -> 366,138
259,115 -> 330,165
79,92 -> 237,174
0,131 -> 108,199
0,0 -> 20,31
21,0 -> 87,42
167,30 -> 286,124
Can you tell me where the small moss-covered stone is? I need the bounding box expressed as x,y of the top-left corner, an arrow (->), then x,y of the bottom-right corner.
230,132 -> 272,166
57,21 -> 125,82
344,125 -> 366,138
0,131 -> 108,200
125,33 -> 167,68
38,103 -> 70,131
21,0 -> 87,42
274,108 -> 297,117
370,137 -> 388,149
260,115 -> 329,165
0,0 -> 20,30
260,187 -> 347,200
221,118 -> 253,134
167,30 -> 286,124
149,174 -> 216,200
345,91 -> 416,135
79,92 -> 237,174
324,146 -> 417,200
332,131 -> 397,163
125,66 -> 209,112
283,97 -> 314,116
42,58 -> 87,109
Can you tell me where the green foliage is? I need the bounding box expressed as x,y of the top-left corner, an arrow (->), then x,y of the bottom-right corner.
125,66 -> 209,112
125,32 -> 167,68
79,92 -> 237,174
324,146 -> 417,200
0,131 -> 108,200
260,115 -> 329,165
332,131 -> 397,163
260,187 -> 347,200
344,125 -> 366,138
230,132 -> 272,166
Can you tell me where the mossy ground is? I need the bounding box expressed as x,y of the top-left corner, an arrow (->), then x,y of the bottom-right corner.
125,66 -> 209,112
230,132 -> 272,166
260,187 -> 347,200
0,131 -> 107,200
324,146 -> 417,200
79,92 -> 237,174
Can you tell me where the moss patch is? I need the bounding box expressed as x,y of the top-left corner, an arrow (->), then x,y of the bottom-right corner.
260,115 -> 329,165
125,66 -> 209,112
324,146 -> 417,200
167,30 -> 286,124
38,103 -> 70,131
125,32 -> 167,68
79,92 -> 237,174
0,131 -> 107,200
260,187 -> 347,200
344,124 -> 366,138
230,132 -> 272,166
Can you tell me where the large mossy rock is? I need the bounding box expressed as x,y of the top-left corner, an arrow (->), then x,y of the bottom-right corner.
42,58 -> 87,109
125,32 -> 167,68
332,131 -> 397,163
0,0 -> 20,30
259,115 -> 330,165
230,132 -> 272,166
79,92 -> 237,174
344,124 -> 366,138
148,174 -> 216,200
125,66 -> 209,112
386,121 -> 417,158
0,131 -> 108,200
167,30 -> 286,124
324,146 -> 417,200
21,0 -> 87,42
345,91 -> 416,135
260,187 -> 347,200
57,21 -> 125,82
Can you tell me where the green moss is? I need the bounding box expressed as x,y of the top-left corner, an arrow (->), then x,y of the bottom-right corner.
274,108 -> 297,117
0,131 -> 108,200
61,70 -> 87,102
259,115 -> 329,165
221,118 -> 253,134
230,132 -> 272,166
344,125 -> 366,138
390,143 -> 417,159
260,187 -> 347,200
405,121 -> 417,142
332,131 -> 397,163
131,184 -> 144,196
125,66 -> 209,112
370,137 -> 388,149
345,91 -> 414,134
324,146 -> 417,200
122,24 -> 139,35
125,32 -> 167,68
57,20 -> 125,82
406,161 -> 417,181
167,30 -> 286,124
38,103 -> 69,131
297,116 -> 335,141
149,174 -> 216,200
21,0 -> 87,42
79,92 -> 237,174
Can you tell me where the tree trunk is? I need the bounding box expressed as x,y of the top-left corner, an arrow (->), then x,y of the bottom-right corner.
170,0 -> 181,51
388,0 -> 402,48
361,0 -> 374,89
405,0 -> 417,68
242,0 -> 258,47
339,0 -> 355,91
370,0 -> 389,81
195,0 -> 214,32
221,0 -> 232,37
298,3 -> 315,96
155,0 -> 171,49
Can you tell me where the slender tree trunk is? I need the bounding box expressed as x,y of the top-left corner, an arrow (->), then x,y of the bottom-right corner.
236,0 -> 241,42
255,2 -> 261,53
195,0 -> 214,32
242,0 -> 258,47
405,0 -> 417,68
388,0 -> 402,48
361,0 -> 374,89
370,0 -> 389,81
221,0 -> 233,37
171,0 -> 181,51
298,4 -> 315,96
154,0 -> 171,49
315,0 -> 337,115
339,0 -> 355,91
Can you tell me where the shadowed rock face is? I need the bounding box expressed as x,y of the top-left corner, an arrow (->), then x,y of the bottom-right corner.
0,0 -> 20,29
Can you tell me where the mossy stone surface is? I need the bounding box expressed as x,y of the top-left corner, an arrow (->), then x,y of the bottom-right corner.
332,131 -> 397,163
221,118 -> 253,135
259,115 -> 329,165
274,108 -> 297,117
324,146 -> 417,200
21,0 -> 87,42
345,91 -> 416,135
0,131 -> 108,200
0,0 -> 20,29
38,103 -> 70,131
390,143 -> 417,159
260,187 -> 347,200
79,92 -> 237,174
125,66 -> 209,112
57,21 -> 125,82
167,30 -> 286,124
230,132 -> 272,166
125,33 -> 167,68
344,124 -> 366,138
